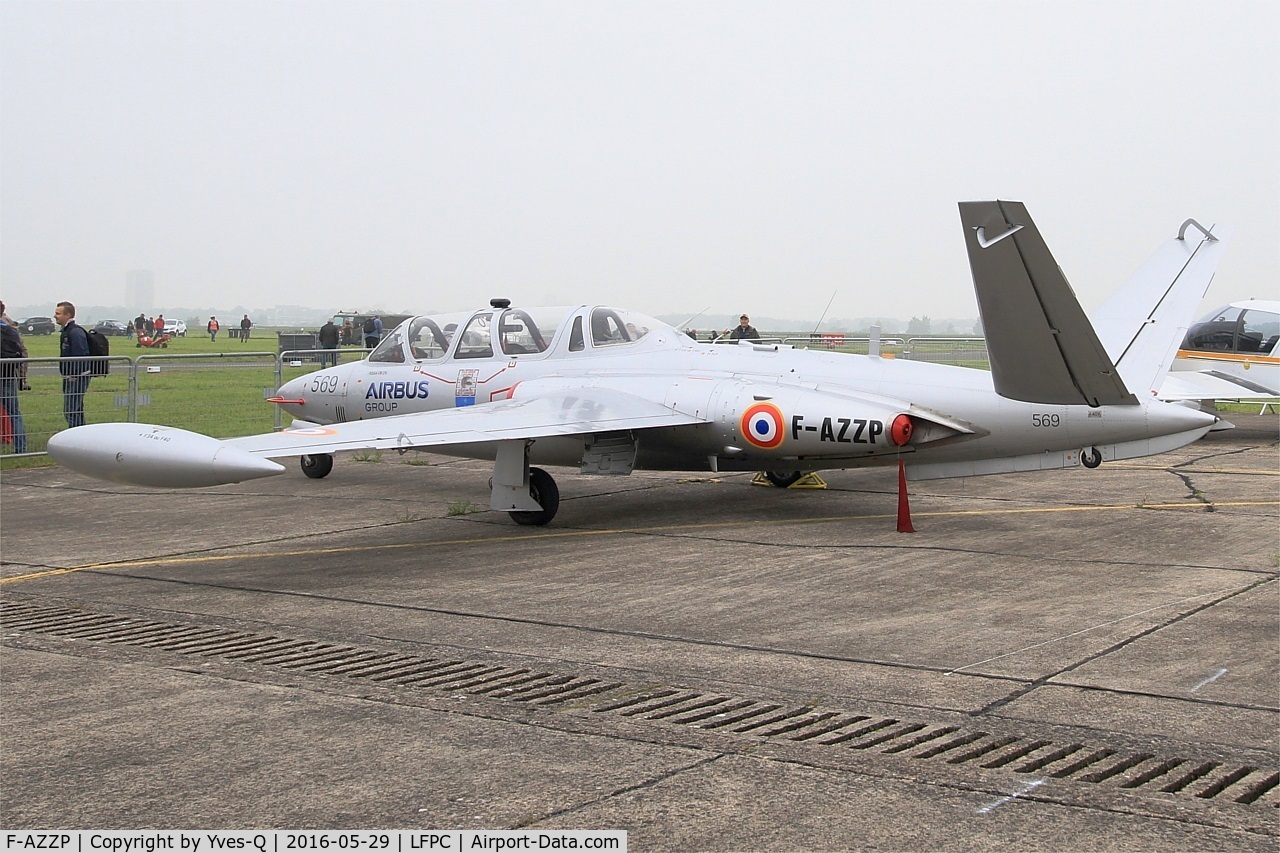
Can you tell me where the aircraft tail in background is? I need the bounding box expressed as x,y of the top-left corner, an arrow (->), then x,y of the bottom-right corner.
1090,219 -> 1233,399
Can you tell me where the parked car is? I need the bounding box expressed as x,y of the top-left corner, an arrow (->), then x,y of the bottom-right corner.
20,316 -> 56,335
163,318 -> 188,337
92,319 -> 130,336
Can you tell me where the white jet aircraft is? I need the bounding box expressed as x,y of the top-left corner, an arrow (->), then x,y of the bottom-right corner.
48,202 -> 1231,528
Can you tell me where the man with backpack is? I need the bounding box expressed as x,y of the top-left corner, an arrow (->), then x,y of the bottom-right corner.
55,301 -> 92,428
362,315 -> 382,349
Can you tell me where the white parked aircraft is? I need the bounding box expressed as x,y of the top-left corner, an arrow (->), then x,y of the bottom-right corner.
48,202 -> 1231,528
1158,298 -> 1279,422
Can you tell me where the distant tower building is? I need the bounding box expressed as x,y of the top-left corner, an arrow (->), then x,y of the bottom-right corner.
125,270 -> 155,313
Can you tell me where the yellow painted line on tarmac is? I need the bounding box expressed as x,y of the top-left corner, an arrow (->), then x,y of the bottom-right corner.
3,500 -> 1277,586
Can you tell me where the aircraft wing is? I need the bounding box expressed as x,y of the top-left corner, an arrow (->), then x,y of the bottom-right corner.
225,387 -> 708,458
1158,369 -> 1280,402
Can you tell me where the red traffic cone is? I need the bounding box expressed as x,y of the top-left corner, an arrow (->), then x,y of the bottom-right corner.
897,458 -> 915,533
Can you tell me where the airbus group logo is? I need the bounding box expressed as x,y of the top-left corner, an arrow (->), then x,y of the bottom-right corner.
366,380 -> 430,400
741,402 -> 785,449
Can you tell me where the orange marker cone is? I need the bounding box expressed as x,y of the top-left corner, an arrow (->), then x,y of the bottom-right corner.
896,458 -> 915,533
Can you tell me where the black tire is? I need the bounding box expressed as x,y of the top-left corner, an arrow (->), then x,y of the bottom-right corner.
300,453 -> 334,479
764,471 -> 804,488
509,467 -> 559,526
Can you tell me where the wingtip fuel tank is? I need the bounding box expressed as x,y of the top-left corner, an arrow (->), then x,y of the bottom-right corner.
47,423 -> 286,488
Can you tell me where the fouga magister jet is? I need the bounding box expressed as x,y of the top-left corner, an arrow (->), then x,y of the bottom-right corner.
48,202 -> 1231,528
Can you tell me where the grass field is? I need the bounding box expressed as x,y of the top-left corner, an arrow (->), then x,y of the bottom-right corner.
14,326 -> 298,359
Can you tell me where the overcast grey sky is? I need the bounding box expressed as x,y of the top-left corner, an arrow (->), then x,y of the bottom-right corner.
2,0 -> 1275,322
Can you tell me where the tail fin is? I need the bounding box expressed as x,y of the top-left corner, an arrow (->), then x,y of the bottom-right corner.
1090,219 -> 1232,398
959,200 -> 1136,406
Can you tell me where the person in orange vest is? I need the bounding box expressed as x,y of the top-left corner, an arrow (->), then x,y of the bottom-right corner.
208,316 -> 220,341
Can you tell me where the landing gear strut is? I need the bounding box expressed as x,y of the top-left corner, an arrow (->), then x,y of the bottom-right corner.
491,441 -> 560,525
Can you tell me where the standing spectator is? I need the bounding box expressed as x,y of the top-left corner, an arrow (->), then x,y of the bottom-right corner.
55,301 -> 91,428
724,313 -> 760,342
126,319 -> 135,340
317,319 -> 340,367
207,316 -> 220,341
0,301 -> 28,453
0,300 -> 30,390
135,312 -> 147,337
362,316 -> 382,349
341,319 -> 354,346
240,314 -> 252,342
154,314 -> 166,338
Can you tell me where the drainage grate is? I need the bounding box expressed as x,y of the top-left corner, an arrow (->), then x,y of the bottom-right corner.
4,599 -> 1276,808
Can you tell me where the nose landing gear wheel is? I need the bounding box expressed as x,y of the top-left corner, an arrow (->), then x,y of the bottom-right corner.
509,467 -> 559,526
764,470 -> 804,488
300,453 -> 334,479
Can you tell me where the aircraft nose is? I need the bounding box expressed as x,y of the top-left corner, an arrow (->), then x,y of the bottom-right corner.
273,374 -> 309,404
271,363 -> 351,421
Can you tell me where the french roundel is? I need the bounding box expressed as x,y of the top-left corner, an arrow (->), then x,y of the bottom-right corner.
740,402 -> 785,449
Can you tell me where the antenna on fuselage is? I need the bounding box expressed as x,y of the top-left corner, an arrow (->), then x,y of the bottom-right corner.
810,292 -> 837,336
490,298 -> 511,309
676,306 -> 711,331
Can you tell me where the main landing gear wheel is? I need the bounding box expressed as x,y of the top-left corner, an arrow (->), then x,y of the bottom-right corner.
764,471 -> 804,488
1081,447 -> 1102,469
300,453 -> 334,479
509,467 -> 559,526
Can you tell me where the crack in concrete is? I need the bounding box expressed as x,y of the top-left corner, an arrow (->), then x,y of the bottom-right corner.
1169,469 -> 1213,510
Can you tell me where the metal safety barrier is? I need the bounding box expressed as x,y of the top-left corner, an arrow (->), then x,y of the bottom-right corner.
782,335 -> 907,356
902,337 -> 989,368
709,334 -> 985,363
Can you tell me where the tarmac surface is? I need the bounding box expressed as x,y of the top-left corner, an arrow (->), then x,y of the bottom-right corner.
2,413 -> 1277,851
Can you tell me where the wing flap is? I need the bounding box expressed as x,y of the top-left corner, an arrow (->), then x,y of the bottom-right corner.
226,388 -> 707,458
